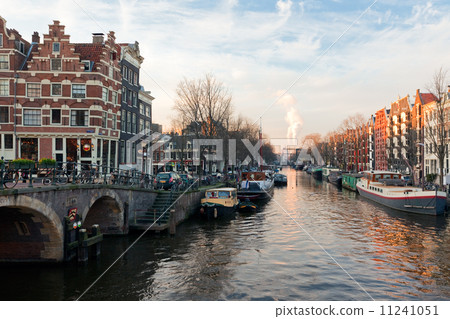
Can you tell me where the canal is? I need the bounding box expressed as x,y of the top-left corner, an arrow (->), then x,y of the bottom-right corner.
1,168 -> 449,301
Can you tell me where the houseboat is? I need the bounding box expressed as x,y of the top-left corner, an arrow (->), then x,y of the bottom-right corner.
356,171 -> 447,215
328,171 -> 342,187
311,167 -> 323,180
238,171 -> 274,201
274,173 -> 287,186
322,167 -> 340,182
342,173 -> 364,192
200,188 -> 239,219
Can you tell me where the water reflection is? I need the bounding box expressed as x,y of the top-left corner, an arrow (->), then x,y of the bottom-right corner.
1,167 -> 449,300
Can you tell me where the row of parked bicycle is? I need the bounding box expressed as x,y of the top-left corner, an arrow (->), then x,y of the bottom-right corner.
1,164 -> 223,191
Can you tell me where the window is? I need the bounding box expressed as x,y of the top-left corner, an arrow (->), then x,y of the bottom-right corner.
102,111 -> 107,128
0,79 -> 8,96
123,66 -> 128,79
132,92 -> 137,107
129,69 -> 133,83
127,89 -> 132,105
53,42 -> 60,53
72,84 -> 86,98
145,104 -> 150,117
0,106 -> 8,123
51,58 -> 61,71
140,118 -> 144,132
55,138 -> 63,151
51,109 -> 61,124
134,73 -> 138,86
102,87 -> 108,102
70,110 -> 88,126
51,83 -> 62,96
132,113 -> 137,133
127,111 -> 132,133
112,91 -> 117,104
17,41 -> 25,54
4,134 -> 13,149
26,83 -> 41,97
23,109 -> 41,126
82,60 -> 91,71
0,34 -> 3,47
121,112 -> 126,132
122,87 -> 126,102
109,66 -> 113,78
0,55 -> 8,70
112,114 -> 117,130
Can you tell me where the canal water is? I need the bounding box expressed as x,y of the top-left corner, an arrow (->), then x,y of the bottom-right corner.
1,168 -> 449,301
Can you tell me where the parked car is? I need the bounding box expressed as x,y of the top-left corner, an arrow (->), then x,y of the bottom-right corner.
156,172 -> 182,190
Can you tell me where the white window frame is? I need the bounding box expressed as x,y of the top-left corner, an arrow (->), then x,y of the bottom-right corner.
112,91 -> 117,104
0,79 -> 9,96
51,58 -> 62,71
70,109 -> 89,127
26,83 -> 41,97
112,114 -> 117,130
71,84 -> 86,98
0,34 -> 3,47
52,42 -> 60,53
51,83 -> 62,96
23,109 -> 42,126
102,87 -> 108,102
82,60 -> 91,71
0,106 -> 9,123
51,109 -> 61,124
123,65 -> 128,80
0,55 -> 9,70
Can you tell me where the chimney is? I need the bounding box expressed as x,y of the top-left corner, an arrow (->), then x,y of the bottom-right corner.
92,33 -> 104,44
32,32 -> 40,44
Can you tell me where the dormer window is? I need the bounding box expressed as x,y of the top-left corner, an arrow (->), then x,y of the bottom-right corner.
0,34 -> 3,47
53,42 -> 60,53
82,60 -> 91,71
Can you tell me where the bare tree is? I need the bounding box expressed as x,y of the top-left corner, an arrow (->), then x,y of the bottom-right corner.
173,73 -> 234,174
424,67 -> 448,188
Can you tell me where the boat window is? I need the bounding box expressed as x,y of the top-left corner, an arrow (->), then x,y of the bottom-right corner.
383,175 -> 391,179
374,174 -> 381,181
206,191 -> 218,198
219,191 -> 230,198
393,175 -> 399,179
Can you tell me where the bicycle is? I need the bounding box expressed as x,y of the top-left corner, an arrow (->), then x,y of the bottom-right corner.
1,169 -> 19,188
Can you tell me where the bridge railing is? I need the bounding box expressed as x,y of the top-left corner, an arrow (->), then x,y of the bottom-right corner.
0,161 -> 156,190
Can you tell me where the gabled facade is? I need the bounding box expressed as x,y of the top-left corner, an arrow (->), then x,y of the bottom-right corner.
386,95 -> 413,173
374,107 -> 389,170
0,18 -> 122,170
0,16 -> 31,160
118,42 -> 144,167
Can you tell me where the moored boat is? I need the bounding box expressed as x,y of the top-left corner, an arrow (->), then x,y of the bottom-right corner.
200,187 -> 239,219
328,171 -> 342,187
322,167 -> 340,182
356,171 -> 446,215
238,198 -> 258,213
342,173 -> 364,191
238,171 -> 274,201
311,167 -> 323,180
274,173 -> 287,186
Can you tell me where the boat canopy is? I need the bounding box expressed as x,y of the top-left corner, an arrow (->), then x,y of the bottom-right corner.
241,172 -> 267,181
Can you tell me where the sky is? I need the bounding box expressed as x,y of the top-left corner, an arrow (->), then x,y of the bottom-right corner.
2,0 -> 450,144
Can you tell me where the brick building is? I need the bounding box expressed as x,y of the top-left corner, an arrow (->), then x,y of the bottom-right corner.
0,18 -> 122,170
374,107 -> 389,170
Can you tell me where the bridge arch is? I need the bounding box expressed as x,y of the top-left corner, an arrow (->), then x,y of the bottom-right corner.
82,189 -> 125,235
0,196 -> 64,262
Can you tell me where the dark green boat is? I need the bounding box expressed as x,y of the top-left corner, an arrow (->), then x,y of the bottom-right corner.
342,173 -> 364,191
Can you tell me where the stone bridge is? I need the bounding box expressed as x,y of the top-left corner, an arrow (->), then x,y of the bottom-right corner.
0,185 -> 203,263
